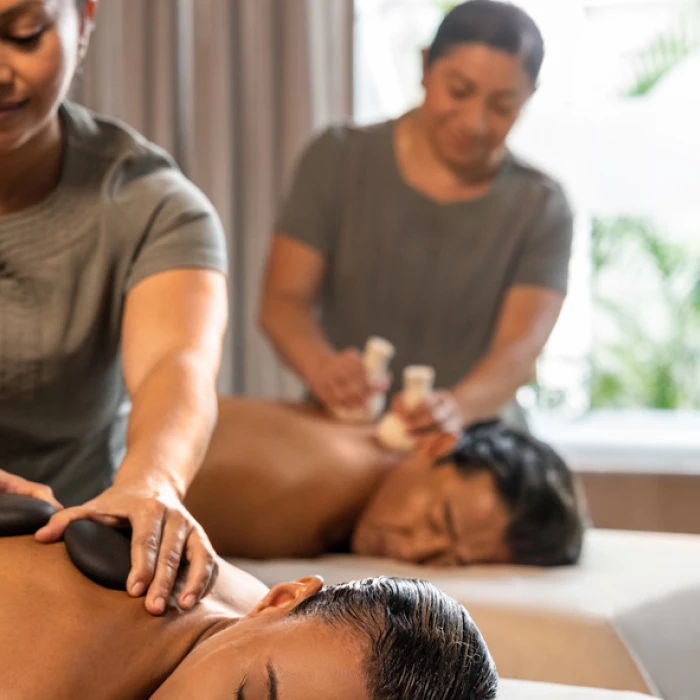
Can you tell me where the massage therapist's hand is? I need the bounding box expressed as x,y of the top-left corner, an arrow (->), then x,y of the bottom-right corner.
308,348 -> 389,412
392,389 -> 464,443
35,481 -> 218,616
0,469 -> 64,510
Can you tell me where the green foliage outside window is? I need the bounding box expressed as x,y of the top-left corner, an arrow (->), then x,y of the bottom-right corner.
590,217 -> 700,409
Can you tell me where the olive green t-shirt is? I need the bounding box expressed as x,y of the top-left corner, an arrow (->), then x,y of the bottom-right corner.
276,120 -> 573,406
0,101 -> 228,506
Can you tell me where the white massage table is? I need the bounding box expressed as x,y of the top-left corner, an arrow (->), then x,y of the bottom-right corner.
497,680 -> 653,699
230,529 -> 700,700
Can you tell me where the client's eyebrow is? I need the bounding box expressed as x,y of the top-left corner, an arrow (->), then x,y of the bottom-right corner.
267,662 -> 279,700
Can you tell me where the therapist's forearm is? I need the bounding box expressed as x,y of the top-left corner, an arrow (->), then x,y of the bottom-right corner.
260,296 -> 336,383
452,341 -> 539,425
116,353 -> 219,500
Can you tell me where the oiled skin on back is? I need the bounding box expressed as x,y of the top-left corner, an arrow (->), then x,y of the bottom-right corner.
0,536 -> 266,700
185,399 -> 400,559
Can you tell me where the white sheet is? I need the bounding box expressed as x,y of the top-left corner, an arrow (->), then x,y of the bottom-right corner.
230,529 -> 700,699
497,679 -> 654,699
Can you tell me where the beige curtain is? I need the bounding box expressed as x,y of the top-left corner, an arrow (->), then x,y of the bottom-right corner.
71,0 -> 354,398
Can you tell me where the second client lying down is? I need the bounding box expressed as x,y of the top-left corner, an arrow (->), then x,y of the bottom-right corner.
0,492 -> 497,699
184,398 -> 586,566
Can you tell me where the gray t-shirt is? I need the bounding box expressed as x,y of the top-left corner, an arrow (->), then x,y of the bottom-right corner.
276,120 -> 573,405
0,101 -> 228,506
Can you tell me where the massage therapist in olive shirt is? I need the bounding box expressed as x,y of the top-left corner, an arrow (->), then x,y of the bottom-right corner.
260,1 -> 573,437
0,0 -> 227,615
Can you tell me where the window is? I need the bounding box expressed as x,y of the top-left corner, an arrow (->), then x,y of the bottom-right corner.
354,0 -> 700,468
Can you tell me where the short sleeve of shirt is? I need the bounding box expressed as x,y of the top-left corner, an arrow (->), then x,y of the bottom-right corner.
274,126 -> 345,258
114,155 -> 229,292
510,182 -> 574,294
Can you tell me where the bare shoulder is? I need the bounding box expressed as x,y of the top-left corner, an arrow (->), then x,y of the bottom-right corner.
205,557 -> 269,617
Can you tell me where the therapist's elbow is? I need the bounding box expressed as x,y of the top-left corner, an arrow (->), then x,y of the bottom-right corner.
258,291 -> 300,338
504,340 -> 541,387
520,360 -> 538,387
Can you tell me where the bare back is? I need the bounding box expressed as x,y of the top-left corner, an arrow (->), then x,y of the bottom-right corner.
185,399 -> 400,558
0,535 -> 265,700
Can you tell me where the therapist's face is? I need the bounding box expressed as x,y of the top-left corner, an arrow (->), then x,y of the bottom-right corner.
420,42 -> 532,172
0,0 -> 95,154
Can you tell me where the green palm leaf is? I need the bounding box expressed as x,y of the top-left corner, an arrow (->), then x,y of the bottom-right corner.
624,1 -> 700,97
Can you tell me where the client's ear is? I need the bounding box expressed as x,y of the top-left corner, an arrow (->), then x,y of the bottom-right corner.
420,432 -> 458,461
420,47 -> 430,86
251,576 -> 324,616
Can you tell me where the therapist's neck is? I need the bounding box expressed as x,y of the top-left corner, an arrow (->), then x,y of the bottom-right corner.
0,113 -> 64,216
410,108 -> 505,185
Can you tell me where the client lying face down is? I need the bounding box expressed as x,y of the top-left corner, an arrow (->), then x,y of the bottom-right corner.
0,493 -> 497,700
353,420 -> 584,566
185,398 -> 585,565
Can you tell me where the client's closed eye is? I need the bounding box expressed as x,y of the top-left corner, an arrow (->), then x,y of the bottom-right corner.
443,501 -> 458,542
236,663 -> 279,700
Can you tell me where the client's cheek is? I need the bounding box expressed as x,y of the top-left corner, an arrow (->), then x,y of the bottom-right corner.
350,526 -> 381,556
384,529 -> 451,564
358,493 -> 409,531
154,671 -> 237,699
352,522 -> 402,558
378,479 -> 433,522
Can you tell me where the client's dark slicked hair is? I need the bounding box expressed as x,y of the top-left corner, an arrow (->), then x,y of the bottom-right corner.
445,420 -> 586,566
291,577 -> 498,700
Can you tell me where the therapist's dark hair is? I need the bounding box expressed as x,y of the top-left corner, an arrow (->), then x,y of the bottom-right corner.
440,420 -> 586,566
427,0 -> 545,86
